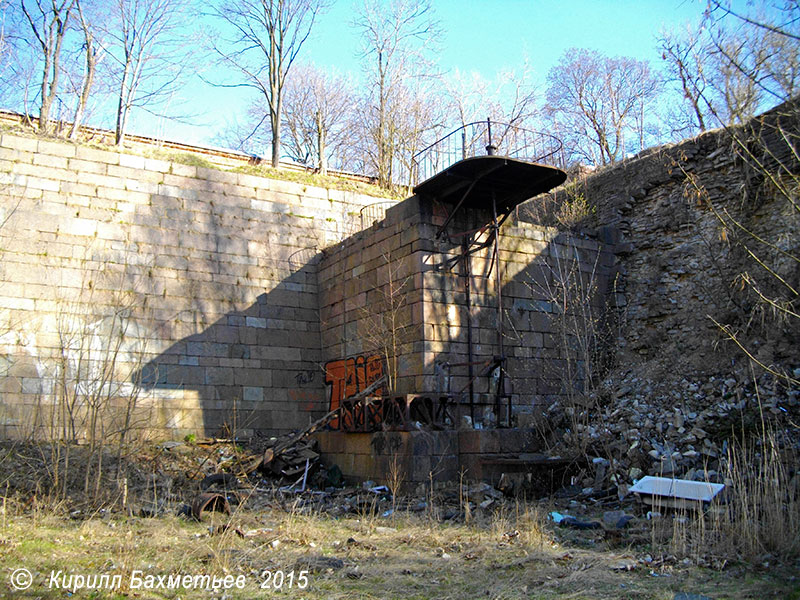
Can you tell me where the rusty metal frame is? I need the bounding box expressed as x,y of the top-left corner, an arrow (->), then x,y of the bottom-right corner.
337,394 -> 454,432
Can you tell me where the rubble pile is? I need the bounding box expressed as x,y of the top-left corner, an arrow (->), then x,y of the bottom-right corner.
251,431 -> 322,481
546,370 -> 800,487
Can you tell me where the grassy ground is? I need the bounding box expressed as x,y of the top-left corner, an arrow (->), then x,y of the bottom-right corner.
0,121 -> 404,200
1,502 -> 797,600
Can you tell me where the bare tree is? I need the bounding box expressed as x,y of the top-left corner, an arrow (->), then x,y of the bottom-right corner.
443,69 -> 490,129
281,63 -> 353,175
546,48 -> 661,167
660,3 -> 800,132
0,1 -> 10,84
210,0 -> 329,168
708,26 -> 771,124
659,24 -> 709,136
353,0 -> 441,187
103,0 -> 194,146
445,62 -> 539,130
19,0 -> 76,134
66,0 -> 99,139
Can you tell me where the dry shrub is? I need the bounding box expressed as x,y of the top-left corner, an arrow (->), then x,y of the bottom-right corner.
555,193 -> 595,231
657,426 -> 799,565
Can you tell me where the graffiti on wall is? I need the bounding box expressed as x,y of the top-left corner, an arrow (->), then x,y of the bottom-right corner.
324,354 -> 384,414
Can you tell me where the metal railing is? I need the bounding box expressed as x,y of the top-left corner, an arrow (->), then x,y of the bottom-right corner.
360,201 -> 399,229
411,119 -> 563,185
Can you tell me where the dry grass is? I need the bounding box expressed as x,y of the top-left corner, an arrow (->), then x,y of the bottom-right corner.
1,499 -> 798,599
651,428 -> 800,567
0,120 -> 402,200
233,163 -> 407,199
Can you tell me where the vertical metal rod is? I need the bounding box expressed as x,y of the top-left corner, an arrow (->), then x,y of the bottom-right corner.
486,117 -> 497,155
492,192 -> 504,359
491,192 -> 505,425
461,236 -> 475,422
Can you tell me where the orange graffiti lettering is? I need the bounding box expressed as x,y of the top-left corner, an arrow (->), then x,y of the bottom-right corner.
324,355 -> 384,423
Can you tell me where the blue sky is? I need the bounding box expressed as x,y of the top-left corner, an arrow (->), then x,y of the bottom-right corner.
144,0 -> 706,147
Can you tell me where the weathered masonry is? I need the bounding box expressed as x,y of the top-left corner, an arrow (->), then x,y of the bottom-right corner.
0,133 -> 386,438
0,132 -> 616,450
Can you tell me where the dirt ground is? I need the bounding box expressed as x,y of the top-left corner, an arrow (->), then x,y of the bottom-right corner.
1,499 -> 798,599
1,441 -> 797,600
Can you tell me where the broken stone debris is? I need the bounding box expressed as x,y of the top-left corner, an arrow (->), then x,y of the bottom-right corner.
545,369 -> 799,490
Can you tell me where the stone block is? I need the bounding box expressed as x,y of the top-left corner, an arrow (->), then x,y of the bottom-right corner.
144,157 -> 171,173
432,454 -> 459,481
352,454 -> 376,480
38,139 -> 76,157
410,456 -> 432,482
24,176 -> 59,192
459,430 -> 481,454
342,433 -> 373,456
75,146 -> 120,165
76,171 -> 125,189
335,452 -> 355,475
1,134 -> 38,153
59,217 -> 97,238
33,153 -> 69,169
118,153 -> 146,169
479,430 -> 501,453
170,162 -> 196,178
243,386 -> 264,402
204,367 -> 234,385
245,316 -> 266,329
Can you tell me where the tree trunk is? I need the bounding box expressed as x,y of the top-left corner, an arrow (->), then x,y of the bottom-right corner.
317,109 -> 326,175
270,60 -> 281,167
69,2 -> 95,140
69,40 -> 95,139
38,58 -> 53,134
115,61 -> 132,146
271,100 -> 281,168
377,52 -> 389,187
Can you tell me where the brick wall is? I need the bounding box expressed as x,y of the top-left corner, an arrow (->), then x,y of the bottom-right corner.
318,194 -> 616,425
0,132 -> 388,439
0,130 -> 617,443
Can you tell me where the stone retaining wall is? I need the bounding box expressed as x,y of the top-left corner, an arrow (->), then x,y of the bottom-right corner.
318,195 -> 616,426
0,132 -> 385,439
562,106 -> 799,387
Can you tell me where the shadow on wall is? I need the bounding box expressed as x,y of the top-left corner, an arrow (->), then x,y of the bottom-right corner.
421,203 -> 620,429
135,262 -> 330,438
136,192 -> 617,438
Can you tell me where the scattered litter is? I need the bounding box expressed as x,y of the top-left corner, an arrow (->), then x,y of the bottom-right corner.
549,512 -> 601,529
190,492 -> 231,521
603,510 -> 634,529
374,526 -> 397,534
611,560 -> 637,571
630,476 -> 725,508
235,527 -> 274,538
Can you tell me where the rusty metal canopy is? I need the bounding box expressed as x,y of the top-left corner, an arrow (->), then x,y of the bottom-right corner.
413,155 -> 567,213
